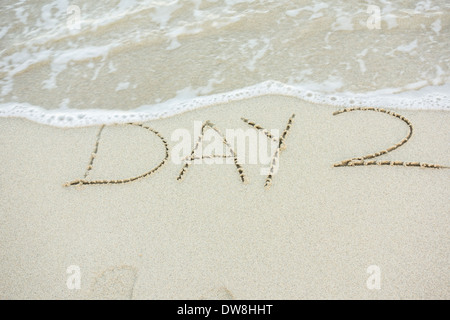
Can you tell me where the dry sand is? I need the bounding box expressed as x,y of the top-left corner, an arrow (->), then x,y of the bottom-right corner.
0,95 -> 449,299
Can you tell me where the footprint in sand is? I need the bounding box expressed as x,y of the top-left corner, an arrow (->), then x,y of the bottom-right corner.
90,266 -> 137,300
200,287 -> 235,300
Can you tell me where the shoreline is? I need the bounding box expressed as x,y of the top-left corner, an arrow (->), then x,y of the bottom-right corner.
1,81 -> 449,128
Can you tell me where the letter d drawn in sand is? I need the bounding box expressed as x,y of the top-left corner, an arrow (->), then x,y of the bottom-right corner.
64,123 -> 169,187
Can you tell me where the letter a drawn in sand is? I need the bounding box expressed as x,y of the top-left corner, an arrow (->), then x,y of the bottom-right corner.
64,123 -> 169,187
177,121 -> 248,183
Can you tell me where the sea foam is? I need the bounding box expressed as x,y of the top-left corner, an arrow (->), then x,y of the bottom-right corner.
0,81 -> 448,128
1,0 -> 449,127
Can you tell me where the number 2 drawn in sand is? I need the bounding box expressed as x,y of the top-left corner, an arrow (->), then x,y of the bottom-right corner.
333,107 -> 449,169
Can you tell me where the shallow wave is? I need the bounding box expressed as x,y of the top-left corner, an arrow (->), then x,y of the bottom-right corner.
1,81 -> 448,127
1,0 -> 449,125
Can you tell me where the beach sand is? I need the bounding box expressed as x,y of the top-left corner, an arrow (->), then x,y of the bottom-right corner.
0,95 -> 449,299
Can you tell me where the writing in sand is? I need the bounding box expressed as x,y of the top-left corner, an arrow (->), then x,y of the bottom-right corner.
64,107 -> 449,190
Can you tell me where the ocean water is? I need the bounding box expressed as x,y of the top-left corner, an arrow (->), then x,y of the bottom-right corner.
0,0 -> 449,127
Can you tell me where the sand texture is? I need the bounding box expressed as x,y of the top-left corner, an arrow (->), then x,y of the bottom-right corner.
0,96 -> 449,299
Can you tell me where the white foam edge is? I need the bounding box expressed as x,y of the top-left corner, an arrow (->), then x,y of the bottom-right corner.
0,80 -> 449,128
